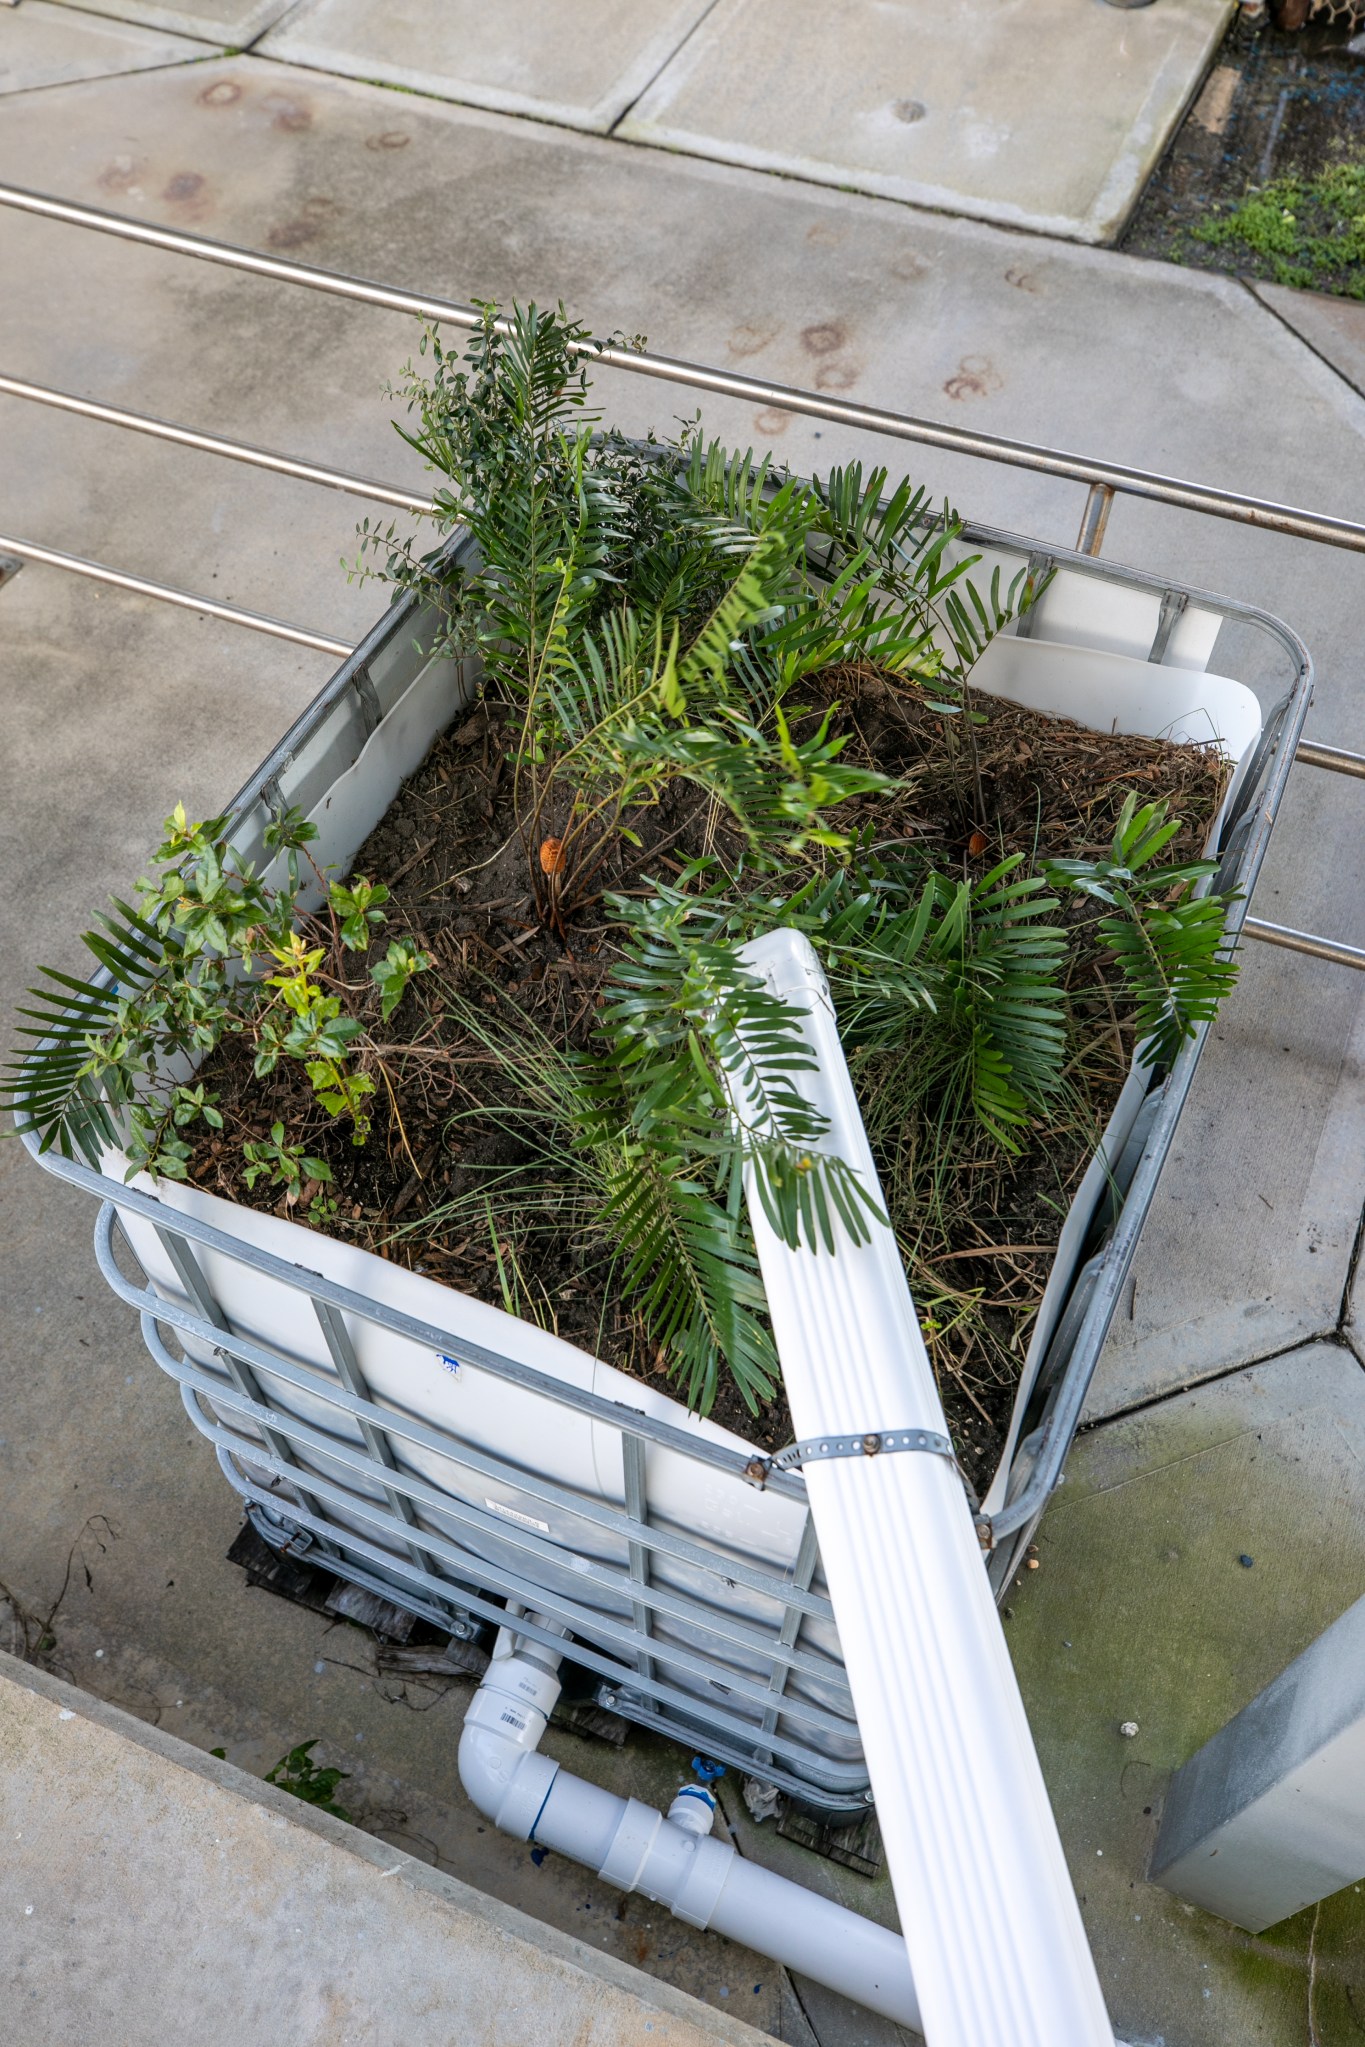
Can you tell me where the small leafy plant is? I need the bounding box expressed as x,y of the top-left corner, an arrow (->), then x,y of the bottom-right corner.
241,1122 -> 336,1224
264,1739 -> 352,1821
2,798 -> 429,1188
3,303 -> 1241,1444
1043,792 -> 1240,1066
1187,156 -> 1365,299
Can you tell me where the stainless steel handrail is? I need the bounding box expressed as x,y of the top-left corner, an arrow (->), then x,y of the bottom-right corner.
0,371 -> 437,515
5,179 -> 1365,556
0,533 -> 354,657
1296,739 -> 1365,781
1242,918 -> 1365,970
2,179 -> 1361,965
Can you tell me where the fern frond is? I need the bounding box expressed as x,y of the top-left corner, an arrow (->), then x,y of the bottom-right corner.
407,977 -> 777,1417
1043,791 -> 1240,1067
611,705 -> 893,859
593,907 -> 883,1252
931,860 -> 1067,1144
1099,893 -> 1239,1068
1043,791 -> 1212,903
818,874 -> 941,1036
760,549 -> 940,689
0,902 -> 158,1165
601,1146 -> 777,1412
811,463 -> 933,567
940,561 -> 1033,672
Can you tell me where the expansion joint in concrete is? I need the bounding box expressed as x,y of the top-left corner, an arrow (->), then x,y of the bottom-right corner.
1239,276 -> 1365,407
1080,1329 -> 1362,1438
604,0 -> 725,139
1338,1193 -> 1365,1350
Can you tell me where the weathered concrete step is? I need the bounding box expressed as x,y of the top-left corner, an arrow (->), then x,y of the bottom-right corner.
0,1652 -> 771,2047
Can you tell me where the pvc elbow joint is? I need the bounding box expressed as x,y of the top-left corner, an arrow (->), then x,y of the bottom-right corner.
457,1646 -> 561,1837
455,1648 -> 920,2033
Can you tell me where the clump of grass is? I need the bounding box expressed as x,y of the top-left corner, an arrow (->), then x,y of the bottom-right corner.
1190,157 -> 1365,296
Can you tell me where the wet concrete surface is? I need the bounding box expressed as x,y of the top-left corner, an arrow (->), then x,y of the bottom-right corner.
1010,1343 -> 1365,2047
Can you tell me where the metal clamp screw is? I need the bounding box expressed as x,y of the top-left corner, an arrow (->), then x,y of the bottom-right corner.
742,1426 -> 995,1550
745,1426 -> 958,1485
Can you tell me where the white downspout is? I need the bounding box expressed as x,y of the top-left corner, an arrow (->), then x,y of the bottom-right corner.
735,929 -> 1112,2046
458,1623 -> 921,2033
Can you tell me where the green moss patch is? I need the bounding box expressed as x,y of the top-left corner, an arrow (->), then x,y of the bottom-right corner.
1190,158 -> 1365,298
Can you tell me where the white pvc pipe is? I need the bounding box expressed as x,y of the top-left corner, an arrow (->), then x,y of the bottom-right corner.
457,1625 -> 921,2032
735,930 -> 1112,2046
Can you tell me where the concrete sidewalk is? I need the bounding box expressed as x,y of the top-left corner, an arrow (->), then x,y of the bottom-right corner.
0,1653 -> 769,2047
1,28 -> 1364,2047
28,0 -> 1236,244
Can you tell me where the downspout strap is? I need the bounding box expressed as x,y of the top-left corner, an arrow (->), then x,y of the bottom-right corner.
742,1429 -> 993,1548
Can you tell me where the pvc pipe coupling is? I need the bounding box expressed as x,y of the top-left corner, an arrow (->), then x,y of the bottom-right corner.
456,1635 -> 921,2033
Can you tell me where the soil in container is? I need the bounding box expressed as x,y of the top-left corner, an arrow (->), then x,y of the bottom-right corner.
182,676 -> 1227,1492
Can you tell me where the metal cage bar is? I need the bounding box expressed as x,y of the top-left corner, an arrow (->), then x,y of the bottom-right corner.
4,179 -> 1365,555
91,1209 -> 822,1594
108,1195 -> 870,1800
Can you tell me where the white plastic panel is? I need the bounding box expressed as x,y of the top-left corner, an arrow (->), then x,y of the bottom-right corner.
1162,603 -> 1223,674
973,633 -> 1260,762
1026,566 -> 1160,661
1025,573 -> 1221,671
113,1170 -> 858,1764
935,537 -> 1222,669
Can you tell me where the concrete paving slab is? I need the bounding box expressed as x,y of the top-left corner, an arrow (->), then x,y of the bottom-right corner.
48,0 -> 289,45
1255,281 -> 1365,403
0,1652 -> 772,2047
1088,926 -> 1365,1418
1009,1342 -> 1365,2046
0,0 -> 207,95
620,0 -> 1235,246
1,57 -> 1365,2039
260,0 -> 718,134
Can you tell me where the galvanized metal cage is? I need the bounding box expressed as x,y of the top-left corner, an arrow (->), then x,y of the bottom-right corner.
23,524 -> 1312,1817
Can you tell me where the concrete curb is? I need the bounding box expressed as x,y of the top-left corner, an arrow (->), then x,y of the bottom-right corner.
0,1650 -> 772,2047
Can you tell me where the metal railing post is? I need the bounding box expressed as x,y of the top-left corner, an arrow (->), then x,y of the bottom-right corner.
1075,483 -> 1115,556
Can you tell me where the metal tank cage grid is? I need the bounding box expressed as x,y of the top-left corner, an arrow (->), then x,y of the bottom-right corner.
23,526 -> 1314,1810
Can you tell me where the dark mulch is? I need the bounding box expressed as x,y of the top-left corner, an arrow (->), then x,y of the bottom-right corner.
187,669 -> 1228,1490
